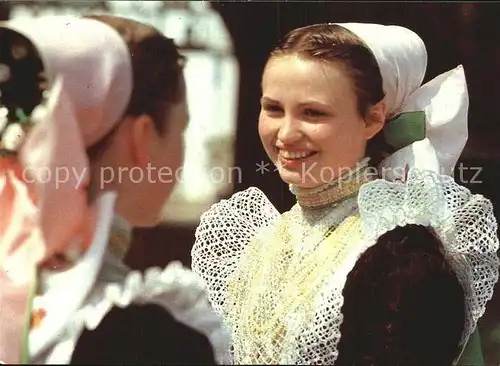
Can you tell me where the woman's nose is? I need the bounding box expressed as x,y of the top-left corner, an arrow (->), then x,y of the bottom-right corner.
277,116 -> 303,144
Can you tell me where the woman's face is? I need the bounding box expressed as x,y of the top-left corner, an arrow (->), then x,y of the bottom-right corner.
259,55 -> 384,188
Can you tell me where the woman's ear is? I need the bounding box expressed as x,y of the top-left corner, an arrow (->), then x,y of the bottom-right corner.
364,100 -> 387,140
130,114 -> 156,166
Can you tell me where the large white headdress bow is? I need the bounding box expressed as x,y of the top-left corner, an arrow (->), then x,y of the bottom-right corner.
338,23 -> 468,179
337,23 -> 495,351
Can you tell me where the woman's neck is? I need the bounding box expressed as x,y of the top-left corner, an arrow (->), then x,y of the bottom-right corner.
290,157 -> 375,209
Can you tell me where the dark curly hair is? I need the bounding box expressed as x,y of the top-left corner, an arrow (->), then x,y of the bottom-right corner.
84,15 -> 186,158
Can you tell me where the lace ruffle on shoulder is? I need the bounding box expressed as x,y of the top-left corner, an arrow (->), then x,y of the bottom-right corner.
358,169 -> 500,344
190,170 -> 500,365
191,187 -> 280,314
36,261 -> 232,364
191,185 -> 365,364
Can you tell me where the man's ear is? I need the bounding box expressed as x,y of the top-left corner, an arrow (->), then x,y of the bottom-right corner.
130,114 -> 156,166
364,100 -> 387,140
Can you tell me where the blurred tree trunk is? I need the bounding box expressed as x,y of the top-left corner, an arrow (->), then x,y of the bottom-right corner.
0,1 -> 9,20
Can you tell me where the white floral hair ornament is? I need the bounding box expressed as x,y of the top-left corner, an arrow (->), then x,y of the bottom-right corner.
0,103 -> 47,152
2,122 -> 25,151
358,168 -> 500,346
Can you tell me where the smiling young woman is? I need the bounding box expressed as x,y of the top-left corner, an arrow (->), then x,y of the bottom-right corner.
192,22 -> 498,366
259,53 -> 385,188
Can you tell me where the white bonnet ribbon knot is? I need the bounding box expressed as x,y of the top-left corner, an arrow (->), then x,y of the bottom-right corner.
379,65 -> 468,181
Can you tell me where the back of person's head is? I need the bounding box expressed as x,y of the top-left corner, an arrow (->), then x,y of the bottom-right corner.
0,15 -> 190,363
84,15 -> 186,156
0,15 -> 185,155
0,15 -> 188,227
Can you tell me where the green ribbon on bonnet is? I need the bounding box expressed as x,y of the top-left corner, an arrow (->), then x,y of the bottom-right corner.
383,110 -> 426,150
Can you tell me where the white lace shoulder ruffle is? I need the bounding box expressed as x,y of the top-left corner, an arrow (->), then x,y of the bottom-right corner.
191,186 -> 361,364
37,260 -> 231,364
191,169 -> 499,364
31,193 -> 231,364
191,187 -> 280,316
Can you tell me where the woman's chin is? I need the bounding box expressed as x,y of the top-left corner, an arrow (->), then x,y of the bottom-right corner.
278,170 -> 322,189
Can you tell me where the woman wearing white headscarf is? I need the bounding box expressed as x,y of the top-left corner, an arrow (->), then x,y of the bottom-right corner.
191,23 -> 499,365
0,15 -> 230,364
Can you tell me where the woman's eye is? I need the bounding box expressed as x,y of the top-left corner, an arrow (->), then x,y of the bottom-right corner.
262,104 -> 283,113
304,108 -> 327,118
